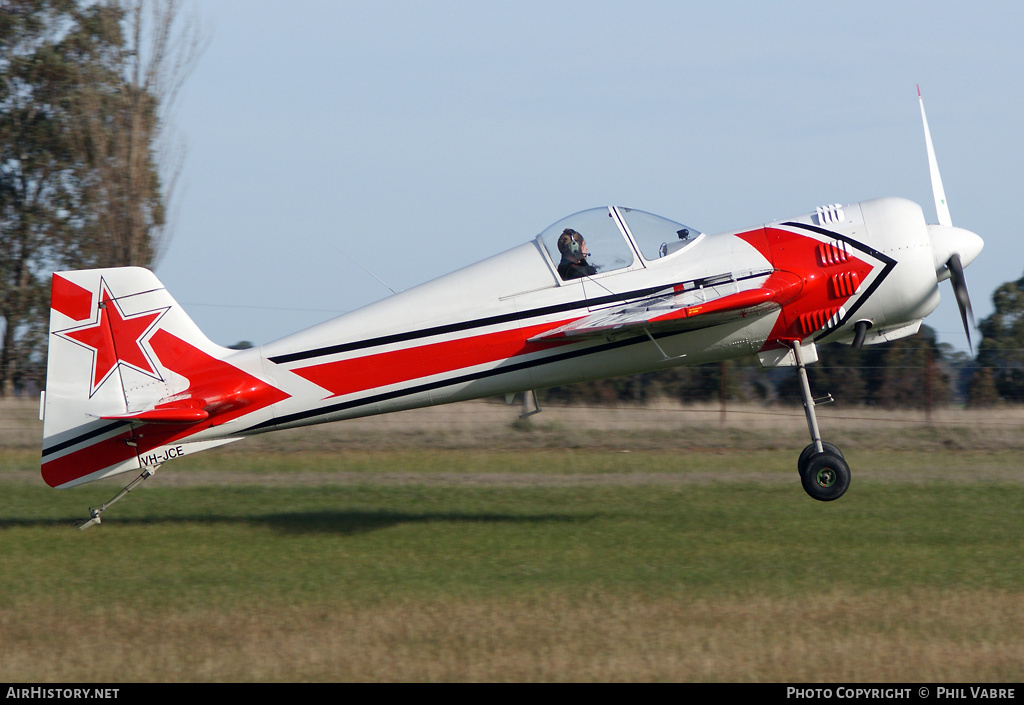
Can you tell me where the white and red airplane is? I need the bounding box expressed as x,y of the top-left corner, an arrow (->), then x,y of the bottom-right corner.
40,90 -> 983,527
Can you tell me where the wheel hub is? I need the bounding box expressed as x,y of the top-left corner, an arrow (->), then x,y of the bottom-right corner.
814,467 -> 837,488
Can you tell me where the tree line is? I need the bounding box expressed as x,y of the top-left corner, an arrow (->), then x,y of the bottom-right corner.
542,305 -> 1023,409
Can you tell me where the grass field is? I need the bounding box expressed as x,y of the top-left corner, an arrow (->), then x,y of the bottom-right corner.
2,399 -> 1023,681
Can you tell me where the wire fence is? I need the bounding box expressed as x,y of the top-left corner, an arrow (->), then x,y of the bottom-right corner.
8,395 -> 1024,453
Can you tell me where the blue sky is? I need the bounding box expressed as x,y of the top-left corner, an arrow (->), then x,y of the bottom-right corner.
157,0 -> 1024,353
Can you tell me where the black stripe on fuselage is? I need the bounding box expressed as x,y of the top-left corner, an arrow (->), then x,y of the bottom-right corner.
42,419 -> 128,459
247,328 -> 683,433
781,222 -> 898,341
267,271 -> 769,365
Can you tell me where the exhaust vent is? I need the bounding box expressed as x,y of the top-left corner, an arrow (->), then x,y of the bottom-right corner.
830,271 -> 861,298
799,307 -> 842,335
817,240 -> 850,266
816,204 -> 846,226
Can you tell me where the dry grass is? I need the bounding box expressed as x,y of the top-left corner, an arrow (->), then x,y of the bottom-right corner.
12,396 -> 1024,454
2,590 -> 1021,682
6,398 -> 1024,682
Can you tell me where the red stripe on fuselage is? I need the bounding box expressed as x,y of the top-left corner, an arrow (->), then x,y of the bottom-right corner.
291,320 -> 576,398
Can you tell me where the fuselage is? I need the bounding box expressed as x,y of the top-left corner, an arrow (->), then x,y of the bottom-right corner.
39,196 -> 983,489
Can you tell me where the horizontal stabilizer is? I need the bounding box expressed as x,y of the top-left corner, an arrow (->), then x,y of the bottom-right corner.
100,408 -> 210,423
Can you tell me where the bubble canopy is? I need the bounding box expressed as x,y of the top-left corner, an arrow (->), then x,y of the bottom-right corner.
537,207 -> 703,281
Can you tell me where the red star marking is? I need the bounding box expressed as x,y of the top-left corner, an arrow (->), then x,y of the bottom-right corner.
58,283 -> 168,394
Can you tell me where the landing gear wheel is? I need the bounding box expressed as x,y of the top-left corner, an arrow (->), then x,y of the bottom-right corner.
801,452 -> 850,502
797,442 -> 844,476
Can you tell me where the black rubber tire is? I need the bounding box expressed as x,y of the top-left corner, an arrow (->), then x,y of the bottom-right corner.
797,442 -> 844,476
801,451 -> 851,502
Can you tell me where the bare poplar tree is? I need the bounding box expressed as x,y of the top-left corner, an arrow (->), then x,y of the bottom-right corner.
70,0 -> 203,268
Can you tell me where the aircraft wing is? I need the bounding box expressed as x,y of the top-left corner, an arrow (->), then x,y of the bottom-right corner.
530,270 -> 802,342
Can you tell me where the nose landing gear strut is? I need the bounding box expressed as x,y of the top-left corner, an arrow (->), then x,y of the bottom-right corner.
791,341 -> 850,501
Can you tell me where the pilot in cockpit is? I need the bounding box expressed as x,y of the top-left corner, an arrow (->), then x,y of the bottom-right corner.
556,228 -> 598,280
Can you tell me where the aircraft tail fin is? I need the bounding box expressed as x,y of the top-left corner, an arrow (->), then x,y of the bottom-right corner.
41,267 -> 287,489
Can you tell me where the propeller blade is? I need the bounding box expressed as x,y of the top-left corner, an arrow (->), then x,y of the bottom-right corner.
946,253 -> 975,351
918,86 -> 953,227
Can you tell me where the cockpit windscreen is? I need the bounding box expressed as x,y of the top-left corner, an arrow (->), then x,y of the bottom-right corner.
616,208 -> 703,261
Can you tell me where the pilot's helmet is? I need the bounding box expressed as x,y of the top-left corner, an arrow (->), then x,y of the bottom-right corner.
557,229 -> 585,260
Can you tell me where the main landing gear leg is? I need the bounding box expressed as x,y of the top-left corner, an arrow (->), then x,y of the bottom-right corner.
77,465 -> 160,530
791,342 -> 850,502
